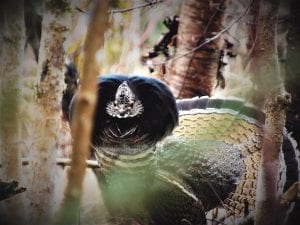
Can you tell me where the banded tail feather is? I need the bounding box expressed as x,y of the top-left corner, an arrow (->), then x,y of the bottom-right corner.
162,96 -> 299,225
155,96 -> 265,224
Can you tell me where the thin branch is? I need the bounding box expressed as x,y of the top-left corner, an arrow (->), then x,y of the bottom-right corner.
149,0 -> 254,67
55,1 -> 108,224
74,5 -> 88,13
73,0 -> 165,15
110,0 -> 164,14
0,158 -> 100,169
56,158 -> 99,168
71,0 -> 90,14
202,0 -> 226,35
219,23 -> 241,43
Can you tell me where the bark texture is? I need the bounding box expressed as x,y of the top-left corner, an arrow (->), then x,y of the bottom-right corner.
27,1 -> 72,224
0,1 -> 26,224
55,1 -> 108,224
166,0 -> 225,98
251,1 -> 289,225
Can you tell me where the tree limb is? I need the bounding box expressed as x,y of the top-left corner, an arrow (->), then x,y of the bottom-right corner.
110,0 -> 164,14
251,1 -> 290,225
55,1 -> 108,224
0,158 -> 100,169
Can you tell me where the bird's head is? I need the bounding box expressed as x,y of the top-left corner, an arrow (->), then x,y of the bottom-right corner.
106,81 -> 144,118
69,75 -> 178,155
93,75 -> 178,150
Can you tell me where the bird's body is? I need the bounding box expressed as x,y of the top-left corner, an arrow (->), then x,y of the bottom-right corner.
67,75 -> 299,225
156,97 -> 266,224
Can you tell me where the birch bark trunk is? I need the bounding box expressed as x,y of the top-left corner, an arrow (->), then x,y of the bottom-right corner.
27,1 -> 72,224
0,0 -> 26,224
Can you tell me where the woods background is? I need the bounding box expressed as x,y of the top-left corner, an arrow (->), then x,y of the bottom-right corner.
0,0 -> 299,225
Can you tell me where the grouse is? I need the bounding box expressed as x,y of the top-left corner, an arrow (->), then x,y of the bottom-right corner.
67,74 -> 299,225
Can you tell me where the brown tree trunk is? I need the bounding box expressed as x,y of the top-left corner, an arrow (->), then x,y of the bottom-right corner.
166,0 -> 225,98
251,1 -> 290,225
0,1 -> 26,224
26,1 -> 72,224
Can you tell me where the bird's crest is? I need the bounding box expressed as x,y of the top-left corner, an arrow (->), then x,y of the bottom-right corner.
106,81 -> 144,118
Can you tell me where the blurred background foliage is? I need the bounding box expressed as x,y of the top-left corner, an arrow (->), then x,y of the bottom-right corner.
1,0 -> 299,224
65,0 -> 180,77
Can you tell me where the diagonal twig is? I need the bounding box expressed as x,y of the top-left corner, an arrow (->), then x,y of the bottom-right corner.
110,0 -> 164,14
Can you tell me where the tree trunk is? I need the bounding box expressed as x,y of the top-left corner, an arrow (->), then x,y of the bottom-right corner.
27,1 -> 72,224
251,1 -> 290,225
0,1 -> 26,224
166,0 -> 225,98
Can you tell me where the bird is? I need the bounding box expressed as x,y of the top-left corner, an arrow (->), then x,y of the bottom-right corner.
66,74 -> 299,225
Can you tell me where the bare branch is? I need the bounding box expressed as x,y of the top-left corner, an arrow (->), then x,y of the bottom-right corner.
74,5 -> 88,13
0,158 -> 100,169
72,1 -> 165,15
55,1 -> 108,224
251,1 -> 289,225
110,0 -> 164,14
56,158 -> 99,168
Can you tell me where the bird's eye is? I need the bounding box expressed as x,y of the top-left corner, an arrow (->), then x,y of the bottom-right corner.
129,102 -> 134,107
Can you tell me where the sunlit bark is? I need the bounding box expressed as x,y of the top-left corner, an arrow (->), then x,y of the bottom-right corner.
26,1 -> 72,224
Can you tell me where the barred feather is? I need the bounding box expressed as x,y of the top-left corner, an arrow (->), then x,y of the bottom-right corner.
67,76 -> 299,225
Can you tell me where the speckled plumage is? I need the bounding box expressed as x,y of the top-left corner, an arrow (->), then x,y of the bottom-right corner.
156,97 -> 298,225
152,97 -> 264,224
68,76 -> 299,225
